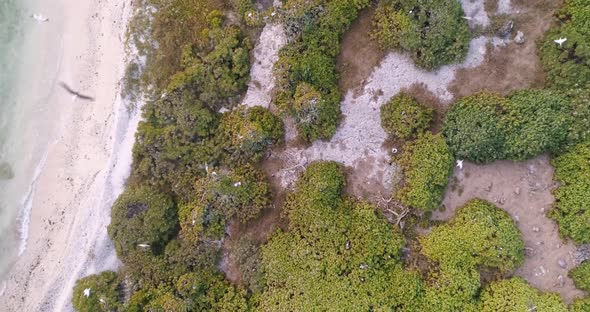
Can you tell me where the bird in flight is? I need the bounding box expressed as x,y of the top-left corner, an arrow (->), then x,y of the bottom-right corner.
59,82 -> 95,101
83,288 -> 91,298
554,38 -> 567,47
30,14 -> 49,23
456,159 -> 464,170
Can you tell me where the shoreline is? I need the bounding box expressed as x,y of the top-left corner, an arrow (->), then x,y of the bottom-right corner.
0,0 -> 135,310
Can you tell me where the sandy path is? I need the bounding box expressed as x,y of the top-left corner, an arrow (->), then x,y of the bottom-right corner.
242,23 -> 286,108
435,156 -> 585,303
0,0 -> 134,311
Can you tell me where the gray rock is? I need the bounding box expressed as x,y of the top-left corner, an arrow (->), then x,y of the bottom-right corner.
514,187 -> 521,195
558,259 -> 567,269
497,20 -> 514,38
533,227 -> 540,233
0,162 -> 13,180
514,31 -> 526,44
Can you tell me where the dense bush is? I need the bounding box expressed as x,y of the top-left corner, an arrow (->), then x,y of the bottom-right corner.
396,132 -> 454,212
419,199 -> 525,311
420,199 -> 524,273
443,92 -> 510,163
479,277 -> 566,312
380,93 -> 433,140
570,261 -> 590,292
273,0 -> 370,142
539,0 -> 590,90
167,25 -> 252,110
571,297 -> 590,312
259,161 -> 425,310
72,271 -> 122,312
371,0 -> 471,69
218,106 -> 284,165
444,90 -> 579,163
504,89 -> 574,160
108,186 -> 177,258
132,88 -> 219,196
550,138 -> 590,244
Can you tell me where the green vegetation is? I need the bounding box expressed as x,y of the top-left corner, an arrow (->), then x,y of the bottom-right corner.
371,0 -> 471,69
217,106 -> 284,165
443,90 -> 583,163
442,92 -> 509,163
420,199 -> 525,311
421,199 -> 524,272
479,277 -> 566,312
380,93 -> 433,140
571,297 -> 590,312
273,0 -> 370,142
259,161 -> 425,310
72,271 -> 122,312
550,137 -> 590,244
396,132 -> 454,212
108,186 -> 177,258
539,0 -> 590,90
570,261 -> 590,292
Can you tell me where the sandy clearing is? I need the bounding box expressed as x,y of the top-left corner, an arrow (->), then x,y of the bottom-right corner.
436,156 -> 585,303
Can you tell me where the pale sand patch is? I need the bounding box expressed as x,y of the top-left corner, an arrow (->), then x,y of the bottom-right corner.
0,0 -> 135,311
242,23 -> 287,108
436,156 -> 585,303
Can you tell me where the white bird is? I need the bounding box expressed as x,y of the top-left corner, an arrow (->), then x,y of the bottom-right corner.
83,288 -> 91,298
234,181 -> 242,187
461,16 -> 473,20
99,298 -> 106,304
456,159 -> 464,169
137,243 -> 150,248
31,13 -> 49,23
554,37 -> 567,47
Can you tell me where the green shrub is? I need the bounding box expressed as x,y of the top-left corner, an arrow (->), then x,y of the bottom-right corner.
539,0 -> 590,90
132,88 -> 219,197
108,186 -> 177,258
371,0 -> 471,69
570,261 -> 590,292
444,90 -> 580,163
504,89 -> 574,160
570,297 -> 590,312
396,132 -> 454,212
421,199 -> 524,272
380,93 -> 433,140
292,83 -> 341,141
218,106 -> 284,165
479,277 -> 566,312
443,92 -> 510,163
550,138 -> 590,244
420,266 -> 481,312
260,162 -> 424,310
72,271 -> 122,312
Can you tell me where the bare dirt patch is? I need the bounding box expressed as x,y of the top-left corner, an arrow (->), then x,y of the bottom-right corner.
434,155 -> 585,303
337,5 -> 386,95
449,0 -> 561,98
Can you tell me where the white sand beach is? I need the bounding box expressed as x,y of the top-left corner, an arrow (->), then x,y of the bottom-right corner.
0,0 -> 135,310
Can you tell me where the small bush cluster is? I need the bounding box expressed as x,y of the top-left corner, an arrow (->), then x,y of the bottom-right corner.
396,132 -> 454,212
550,137 -> 590,244
420,199 -> 525,311
380,93 -> 433,141
72,271 -> 122,312
479,277 -> 566,312
443,90 -> 583,163
570,261 -> 590,292
371,0 -> 471,70
272,0 -> 370,142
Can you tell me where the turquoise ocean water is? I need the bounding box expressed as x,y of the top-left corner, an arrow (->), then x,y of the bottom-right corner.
0,0 -> 63,284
